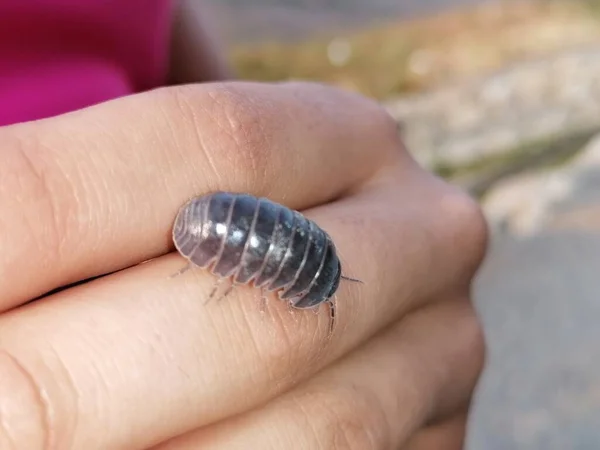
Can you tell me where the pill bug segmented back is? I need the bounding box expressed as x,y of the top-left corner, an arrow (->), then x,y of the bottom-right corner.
171,191 -> 360,332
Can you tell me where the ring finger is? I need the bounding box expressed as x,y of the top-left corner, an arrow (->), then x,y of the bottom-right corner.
153,300 -> 484,450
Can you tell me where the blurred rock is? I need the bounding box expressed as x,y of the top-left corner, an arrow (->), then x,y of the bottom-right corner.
467,230 -> 600,449
467,133 -> 600,448
483,133 -> 600,235
385,47 -> 600,169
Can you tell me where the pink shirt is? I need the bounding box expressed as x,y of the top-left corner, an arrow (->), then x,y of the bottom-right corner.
0,0 -> 174,126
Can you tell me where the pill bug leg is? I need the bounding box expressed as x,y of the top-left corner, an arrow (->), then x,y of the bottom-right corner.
209,277 -> 235,303
259,288 -> 269,315
327,296 -> 337,337
168,262 -> 194,279
205,278 -> 225,304
286,290 -> 311,315
216,281 -> 234,302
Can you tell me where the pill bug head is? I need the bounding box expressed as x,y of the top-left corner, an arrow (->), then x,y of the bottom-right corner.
172,196 -> 208,260
324,260 -> 342,300
291,242 -> 342,309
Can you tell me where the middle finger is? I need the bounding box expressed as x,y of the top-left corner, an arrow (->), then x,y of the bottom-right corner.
0,180 -> 482,450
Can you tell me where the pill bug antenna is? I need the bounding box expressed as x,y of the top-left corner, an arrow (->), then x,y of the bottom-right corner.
340,275 -> 364,284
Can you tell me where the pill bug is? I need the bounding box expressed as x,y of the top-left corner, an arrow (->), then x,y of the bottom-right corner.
171,191 -> 361,333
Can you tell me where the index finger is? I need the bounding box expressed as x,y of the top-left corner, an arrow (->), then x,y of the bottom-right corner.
0,81 -> 401,310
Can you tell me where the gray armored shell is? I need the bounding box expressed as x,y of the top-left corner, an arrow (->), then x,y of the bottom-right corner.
172,192 -> 341,308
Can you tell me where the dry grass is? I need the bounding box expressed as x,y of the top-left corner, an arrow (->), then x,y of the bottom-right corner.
229,0 -> 600,100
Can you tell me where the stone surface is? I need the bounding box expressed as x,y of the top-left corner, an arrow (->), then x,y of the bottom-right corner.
467,230 -> 600,449
385,46 -> 600,168
482,133 -> 600,235
466,134 -> 600,448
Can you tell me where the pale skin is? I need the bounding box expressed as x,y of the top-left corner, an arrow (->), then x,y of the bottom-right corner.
0,3 -> 488,450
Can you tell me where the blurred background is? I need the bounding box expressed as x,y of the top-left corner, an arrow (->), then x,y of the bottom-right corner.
209,0 -> 600,448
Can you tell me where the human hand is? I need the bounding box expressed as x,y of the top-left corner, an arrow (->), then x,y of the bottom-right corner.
0,81 -> 487,449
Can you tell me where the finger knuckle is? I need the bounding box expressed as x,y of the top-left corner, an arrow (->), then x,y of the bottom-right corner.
0,345 -> 80,450
438,302 -> 487,403
285,80 -> 403,161
242,302 -> 325,383
368,104 -> 403,147
288,384 -> 390,450
462,305 -> 487,379
0,350 -> 50,450
286,80 -> 400,140
164,84 -> 280,194
1,132 -> 74,268
439,187 -> 489,272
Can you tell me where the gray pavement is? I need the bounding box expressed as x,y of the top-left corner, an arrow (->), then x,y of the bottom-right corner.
466,136 -> 600,448
467,230 -> 600,449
